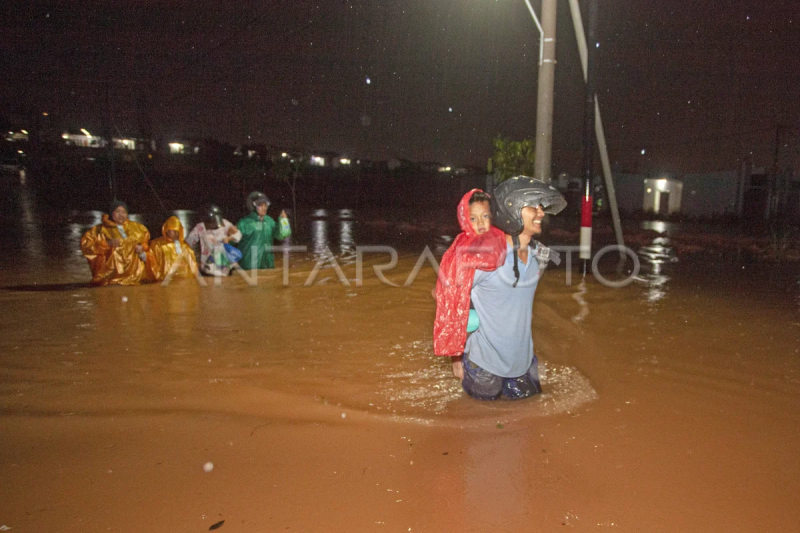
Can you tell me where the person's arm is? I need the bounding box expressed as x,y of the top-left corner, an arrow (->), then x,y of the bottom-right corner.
134,225 -> 150,257
236,217 -> 254,237
265,216 -> 280,243
227,220 -> 243,242
80,226 -> 110,260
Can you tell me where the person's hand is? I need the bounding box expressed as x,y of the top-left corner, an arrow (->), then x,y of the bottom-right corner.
430,286 -> 437,300
107,238 -> 122,248
222,236 -> 232,244
451,357 -> 464,380
134,244 -> 144,254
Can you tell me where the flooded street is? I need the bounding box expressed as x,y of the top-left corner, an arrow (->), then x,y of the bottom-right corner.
1,186 -> 799,532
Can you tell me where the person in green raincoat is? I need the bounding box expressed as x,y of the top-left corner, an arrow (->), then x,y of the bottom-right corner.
235,191 -> 291,269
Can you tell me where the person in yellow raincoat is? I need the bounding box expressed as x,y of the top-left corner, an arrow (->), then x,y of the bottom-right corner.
147,216 -> 199,282
80,200 -> 150,286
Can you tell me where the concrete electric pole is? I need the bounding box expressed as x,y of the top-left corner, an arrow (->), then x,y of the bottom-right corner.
533,0 -> 557,183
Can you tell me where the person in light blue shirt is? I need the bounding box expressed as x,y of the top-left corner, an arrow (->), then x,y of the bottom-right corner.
461,177 -> 566,400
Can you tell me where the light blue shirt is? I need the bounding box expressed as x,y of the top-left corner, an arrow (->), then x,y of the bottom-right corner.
464,242 -> 541,377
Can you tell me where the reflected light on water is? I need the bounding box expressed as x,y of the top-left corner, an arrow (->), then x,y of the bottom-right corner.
340,220 -> 355,260
18,187 -> 44,262
308,209 -> 359,261
641,220 -> 683,235
311,219 -> 328,257
637,236 -> 678,306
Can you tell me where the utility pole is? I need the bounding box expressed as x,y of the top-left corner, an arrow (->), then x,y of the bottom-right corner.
568,0 -> 626,258
533,0 -> 557,183
579,0 -> 598,261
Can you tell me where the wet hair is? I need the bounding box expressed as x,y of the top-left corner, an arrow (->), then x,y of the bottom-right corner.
469,191 -> 490,205
109,200 -> 129,215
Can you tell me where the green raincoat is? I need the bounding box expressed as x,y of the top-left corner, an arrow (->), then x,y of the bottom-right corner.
235,212 -> 290,269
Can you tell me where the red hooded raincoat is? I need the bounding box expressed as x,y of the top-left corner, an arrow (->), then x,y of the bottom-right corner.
433,189 -> 507,356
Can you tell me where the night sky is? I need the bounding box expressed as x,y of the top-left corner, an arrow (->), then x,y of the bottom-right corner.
3,0 -> 799,174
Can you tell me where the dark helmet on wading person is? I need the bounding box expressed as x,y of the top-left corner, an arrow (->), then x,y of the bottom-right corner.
205,205 -> 224,228
490,176 -> 567,287
246,191 -> 270,212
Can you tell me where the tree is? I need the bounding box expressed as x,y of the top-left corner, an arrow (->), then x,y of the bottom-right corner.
230,158 -> 268,205
271,157 -> 301,229
489,136 -> 536,183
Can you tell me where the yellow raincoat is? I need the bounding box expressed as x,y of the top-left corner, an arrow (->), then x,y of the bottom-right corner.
80,214 -> 151,286
147,216 -> 199,282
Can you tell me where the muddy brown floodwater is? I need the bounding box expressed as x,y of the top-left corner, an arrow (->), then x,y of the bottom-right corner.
1,198 -> 799,532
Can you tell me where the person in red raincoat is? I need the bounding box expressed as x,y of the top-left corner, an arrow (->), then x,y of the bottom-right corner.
433,189 -> 507,378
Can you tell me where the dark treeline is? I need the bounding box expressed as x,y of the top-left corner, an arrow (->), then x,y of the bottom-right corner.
22,146 -> 497,220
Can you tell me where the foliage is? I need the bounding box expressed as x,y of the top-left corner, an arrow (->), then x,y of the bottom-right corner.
490,136 -> 536,183
270,157 -> 301,228
270,157 -> 300,184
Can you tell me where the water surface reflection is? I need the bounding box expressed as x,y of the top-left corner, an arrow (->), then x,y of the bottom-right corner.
636,226 -> 679,308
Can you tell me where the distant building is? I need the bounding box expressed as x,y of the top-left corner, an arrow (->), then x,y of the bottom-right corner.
643,177 -> 683,215
61,130 -> 149,151
62,130 -> 104,148
166,140 -> 199,155
612,169 -> 749,217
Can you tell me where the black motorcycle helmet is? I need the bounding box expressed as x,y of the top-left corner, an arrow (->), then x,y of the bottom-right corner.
205,205 -> 224,228
246,191 -> 270,212
490,176 -> 566,287
490,176 -> 567,236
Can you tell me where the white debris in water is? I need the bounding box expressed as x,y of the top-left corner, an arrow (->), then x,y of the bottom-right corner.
203,462 -> 214,472
341,413 -> 346,418
121,296 -> 128,303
